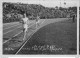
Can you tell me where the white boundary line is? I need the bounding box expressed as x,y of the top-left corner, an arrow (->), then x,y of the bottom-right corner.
41,20 -> 45,24
3,22 -> 36,44
3,26 -> 22,35
3,22 -> 18,25
3,31 -> 23,44
3,24 -> 20,30
15,19 -> 45,54
15,28 -> 38,54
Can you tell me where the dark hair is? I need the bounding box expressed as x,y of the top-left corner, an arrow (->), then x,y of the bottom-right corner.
20,10 -> 32,17
20,10 -> 25,15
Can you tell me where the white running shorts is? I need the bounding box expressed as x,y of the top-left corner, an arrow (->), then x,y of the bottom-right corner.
23,24 -> 28,32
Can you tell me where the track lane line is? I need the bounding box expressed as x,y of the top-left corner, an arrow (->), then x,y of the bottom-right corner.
3,22 -> 36,44
3,26 -> 22,35
3,24 -> 20,30
41,20 -> 45,24
3,22 -> 19,25
15,28 -> 38,54
3,31 -> 23,44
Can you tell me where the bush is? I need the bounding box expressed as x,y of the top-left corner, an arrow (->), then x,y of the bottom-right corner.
3,2 -> 76,23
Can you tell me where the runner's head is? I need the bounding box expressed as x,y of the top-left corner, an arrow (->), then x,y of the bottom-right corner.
23,13 -> 26,18
23,12 -> 31,18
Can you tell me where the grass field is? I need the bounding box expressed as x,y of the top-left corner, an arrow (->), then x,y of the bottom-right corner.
18,19 -> 77,54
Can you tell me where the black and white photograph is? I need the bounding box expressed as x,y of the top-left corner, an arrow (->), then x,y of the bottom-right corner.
3,0 -> 77,55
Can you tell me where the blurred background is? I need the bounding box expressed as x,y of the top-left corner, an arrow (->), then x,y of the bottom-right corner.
3,0 -> 77,23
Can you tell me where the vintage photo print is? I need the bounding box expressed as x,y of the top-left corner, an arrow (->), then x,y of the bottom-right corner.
2,0 -> 77,55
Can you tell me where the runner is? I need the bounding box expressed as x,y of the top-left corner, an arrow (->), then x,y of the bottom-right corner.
36,15 -> 40,28
20,13 -> 29,40
72,13 -> 75,23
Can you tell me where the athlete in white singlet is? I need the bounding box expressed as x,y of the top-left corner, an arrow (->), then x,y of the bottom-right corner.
20,13 -> 29,40
36,16 -> 40,28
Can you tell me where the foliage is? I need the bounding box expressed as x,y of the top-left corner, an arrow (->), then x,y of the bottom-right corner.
3,2 -> 76,23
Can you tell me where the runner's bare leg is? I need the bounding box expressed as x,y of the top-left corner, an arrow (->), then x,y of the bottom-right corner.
23,28 -> 27,40
36,22 -> 37,29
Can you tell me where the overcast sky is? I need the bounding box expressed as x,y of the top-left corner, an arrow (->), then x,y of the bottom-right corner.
3,0 -> 78,8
